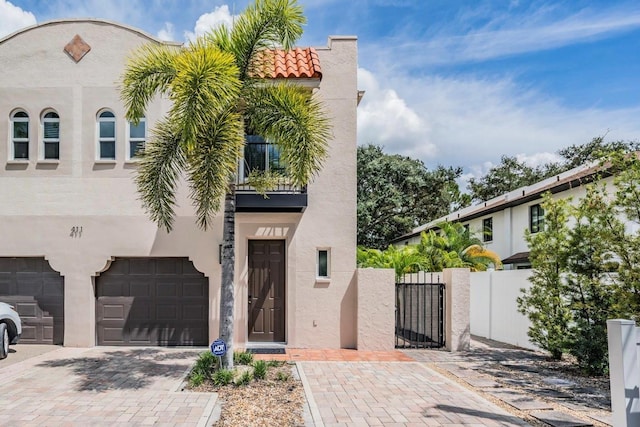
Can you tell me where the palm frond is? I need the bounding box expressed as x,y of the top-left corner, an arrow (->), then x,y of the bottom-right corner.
169,41 -> 241,151
186,109 -> 244,230
222,0 -> 305,79
121,43 -> 180,122
135,119 -> 185,231
245,83 -> 331,186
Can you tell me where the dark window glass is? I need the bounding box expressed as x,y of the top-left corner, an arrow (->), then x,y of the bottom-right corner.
483,217 -> 493,242
318,250 -> 329,277
100,121 -> 115,138
99,111 -> 115,118
44,142 -> 59,159
129,141 -> 145,158
44,121 -> 59,139
129,121 -> 145,138
530,204 -> 545,233
100,141 -> 116,159
14,142 -> 28,159
13,121 -> 28,139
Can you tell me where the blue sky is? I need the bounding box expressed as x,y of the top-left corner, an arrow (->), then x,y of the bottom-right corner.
2,0 -> 640,180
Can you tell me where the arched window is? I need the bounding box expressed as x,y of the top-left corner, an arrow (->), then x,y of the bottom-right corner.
42,111 -> 60,160
11,110 -> 29,160
127,116 -> 146,159
97,110 -> 116,160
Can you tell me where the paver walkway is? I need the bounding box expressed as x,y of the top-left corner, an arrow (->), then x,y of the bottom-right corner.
0,346 -> 216,427
299,361 -> 531,426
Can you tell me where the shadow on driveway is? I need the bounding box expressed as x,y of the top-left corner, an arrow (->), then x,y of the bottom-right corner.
429,404 -> 528,426
37,348 -> 201,392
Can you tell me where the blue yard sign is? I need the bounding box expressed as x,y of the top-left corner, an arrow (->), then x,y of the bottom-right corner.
210,339 -> 227,356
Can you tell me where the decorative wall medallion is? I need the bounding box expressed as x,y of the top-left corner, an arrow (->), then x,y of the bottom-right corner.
64,34 -> 91,63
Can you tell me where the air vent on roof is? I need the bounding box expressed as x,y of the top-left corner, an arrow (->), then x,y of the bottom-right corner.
522,190 -> 525,196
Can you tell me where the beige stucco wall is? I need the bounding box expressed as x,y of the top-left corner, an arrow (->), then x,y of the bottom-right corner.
0,21 -> 358,348
356,268 -> 395,350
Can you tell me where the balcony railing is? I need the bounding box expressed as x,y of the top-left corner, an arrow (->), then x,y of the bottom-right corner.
234,139 -> 307,212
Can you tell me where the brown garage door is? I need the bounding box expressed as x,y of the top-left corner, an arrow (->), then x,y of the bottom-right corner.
96,257 -> 208,346
0,257 -> 64,344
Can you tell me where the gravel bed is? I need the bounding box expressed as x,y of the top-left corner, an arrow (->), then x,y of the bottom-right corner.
189,363 -> 305,426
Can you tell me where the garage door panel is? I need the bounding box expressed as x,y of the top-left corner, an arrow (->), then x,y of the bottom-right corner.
183,282 -> 206,297
96,258 -> 208,346
0,258 -> 64,345
129,300 -> 151,320
156,259 -> 179,275
130,281 -> 151,297
129,258 -> 153,275
156,281 -> 178,297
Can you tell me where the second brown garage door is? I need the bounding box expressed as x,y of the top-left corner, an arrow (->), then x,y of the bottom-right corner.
96,257 -> 208,346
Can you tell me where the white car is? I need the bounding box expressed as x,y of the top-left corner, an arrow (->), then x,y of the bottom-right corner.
0,302 -> 21,359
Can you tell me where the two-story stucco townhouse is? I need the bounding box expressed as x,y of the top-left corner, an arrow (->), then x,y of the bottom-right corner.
0,19 -> 360,349
392,161 -> 612,269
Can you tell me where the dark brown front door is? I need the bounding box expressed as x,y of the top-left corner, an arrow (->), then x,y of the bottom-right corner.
248,240 -> 285,342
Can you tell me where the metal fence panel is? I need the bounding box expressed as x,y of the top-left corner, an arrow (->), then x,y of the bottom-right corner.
395,272 -> 445,349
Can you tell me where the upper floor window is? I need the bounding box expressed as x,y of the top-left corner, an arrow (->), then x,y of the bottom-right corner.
97,110 -> 116,160
11,110 -> 29,160
483,217 -> 493,242
42,111 -> 60,160
127,117 -> 146,160
530,204 -> 545,233
241,135 -> 285,179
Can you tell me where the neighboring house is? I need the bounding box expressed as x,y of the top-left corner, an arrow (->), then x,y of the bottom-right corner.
391,161 -> 610,269
0,19 -> 359,349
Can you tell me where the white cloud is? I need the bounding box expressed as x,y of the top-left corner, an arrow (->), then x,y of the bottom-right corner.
0,0 -> 36,38
184,5 -> 237,42
368,5 -> 640,67
357,68 -> 640,173
357,68 -> 435,159
515,152 -> 563,168
157,22 -> 174,41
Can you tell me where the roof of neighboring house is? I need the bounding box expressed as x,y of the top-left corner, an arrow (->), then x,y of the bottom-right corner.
501,252 -> 531,264
255,48 -> 322,79
390,160 -> 607,244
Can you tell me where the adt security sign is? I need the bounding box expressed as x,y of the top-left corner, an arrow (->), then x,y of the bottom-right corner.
210,339 -> 227,356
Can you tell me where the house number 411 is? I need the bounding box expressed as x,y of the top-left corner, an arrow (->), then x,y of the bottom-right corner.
70,226 -> 83,238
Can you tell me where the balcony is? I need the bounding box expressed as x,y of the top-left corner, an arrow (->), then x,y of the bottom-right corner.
234,136 -> 307,213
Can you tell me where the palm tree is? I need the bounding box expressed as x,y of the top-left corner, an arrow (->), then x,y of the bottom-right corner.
120,0 -> 331,367
417,222 -> 502,271
357,245 -> 424,281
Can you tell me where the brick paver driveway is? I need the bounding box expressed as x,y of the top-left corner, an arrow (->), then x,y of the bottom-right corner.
0,346 -> 216,426
299,361 -> 531,426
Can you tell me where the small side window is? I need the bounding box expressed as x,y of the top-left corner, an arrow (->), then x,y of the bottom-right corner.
317,248 -> 331,279
97,110 -> 116,160
11,110 -> 29,160
482,217 -> 493,242
530,204 -> 545,233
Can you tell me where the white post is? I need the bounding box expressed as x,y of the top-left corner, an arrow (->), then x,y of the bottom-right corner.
444,268 -> 470,352
607,319 -> 640,427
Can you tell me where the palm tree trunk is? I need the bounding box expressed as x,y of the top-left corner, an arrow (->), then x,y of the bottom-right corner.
219,189 -> 235,368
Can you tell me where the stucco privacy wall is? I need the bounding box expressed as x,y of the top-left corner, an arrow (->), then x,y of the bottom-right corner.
0,20 -> 359,348
357,268 -> 395,350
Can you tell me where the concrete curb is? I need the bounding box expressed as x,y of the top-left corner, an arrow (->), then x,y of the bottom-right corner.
296,362 -> 324,427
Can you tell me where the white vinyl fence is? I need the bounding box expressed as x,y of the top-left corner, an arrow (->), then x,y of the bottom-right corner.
606,319 -> 640,427
470,270 -> 539,351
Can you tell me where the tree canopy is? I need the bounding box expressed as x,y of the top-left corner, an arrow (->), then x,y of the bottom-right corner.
357,144 -> 469,249
467,137 -> 639,203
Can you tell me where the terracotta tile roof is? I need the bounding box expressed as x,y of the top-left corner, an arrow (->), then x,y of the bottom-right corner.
255,47 -> 322,79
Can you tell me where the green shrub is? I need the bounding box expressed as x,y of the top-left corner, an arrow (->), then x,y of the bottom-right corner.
234,351 -> 254,365
253,360 -> 268,379
189,352 -> 218,386
276,371 -> 290,381
212,369 -> 234,386
267,360 -> 281,368
189,371 -> 205,387
235,369 -> 253,386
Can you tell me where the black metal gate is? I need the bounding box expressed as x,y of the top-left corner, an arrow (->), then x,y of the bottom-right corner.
395,272 -> 445,348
